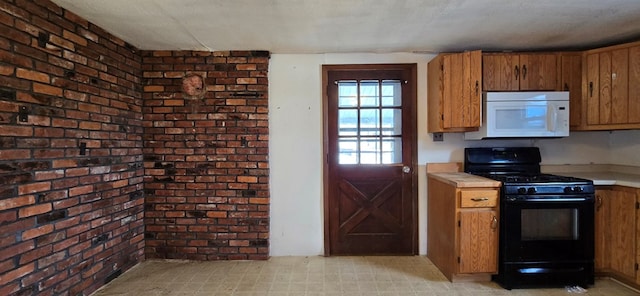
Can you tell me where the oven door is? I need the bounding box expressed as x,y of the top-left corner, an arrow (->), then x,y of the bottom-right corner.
501,196 -> 594,263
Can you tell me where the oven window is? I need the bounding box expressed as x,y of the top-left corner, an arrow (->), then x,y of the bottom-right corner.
521,208 -> 579,240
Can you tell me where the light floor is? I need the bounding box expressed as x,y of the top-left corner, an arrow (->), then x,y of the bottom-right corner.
91,256 -> 639,296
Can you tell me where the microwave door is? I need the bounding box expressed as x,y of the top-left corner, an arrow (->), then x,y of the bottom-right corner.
485,101 -> 557,137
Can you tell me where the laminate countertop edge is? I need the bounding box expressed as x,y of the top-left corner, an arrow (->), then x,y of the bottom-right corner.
427,172 -> 501,188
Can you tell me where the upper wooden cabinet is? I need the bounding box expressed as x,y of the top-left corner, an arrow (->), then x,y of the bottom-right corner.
427,50 -> 482,133
560,53 -> 583,129
483,53 -> 558,91
583,41 -> 640,130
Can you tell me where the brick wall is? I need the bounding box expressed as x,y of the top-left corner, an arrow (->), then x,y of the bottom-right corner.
0,1 -> 144,295
141,50 -> 270,260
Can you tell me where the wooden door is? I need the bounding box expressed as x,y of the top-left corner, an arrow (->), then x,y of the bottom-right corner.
442,51 -> 481,129
483,54 -> 519,91
586,53 -> 601,125
594,189 -> 610,271
629,46 -> 640,124
518,54 -> 558,90
560,54 -> 583,128
599,51 -> 613,124
608,188 -> 637,280
611,48 -> 629,124
458,209 -> 498,273
323,64 -> 417,255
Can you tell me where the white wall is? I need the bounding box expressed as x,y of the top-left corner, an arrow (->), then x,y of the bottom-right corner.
269,53 -> 636,256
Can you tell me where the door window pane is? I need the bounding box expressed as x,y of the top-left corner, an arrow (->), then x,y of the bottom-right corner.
381,108 -> 402,136
381,80 -> 402,107
338,81 -> 358,107
382,137 -> 402,164
338,109 -> 358,136
338,138 -> 358,164
360,109 -> 380,136
336,79 -> 403,165
360,80 -> 379,107
359,138 -> 380,164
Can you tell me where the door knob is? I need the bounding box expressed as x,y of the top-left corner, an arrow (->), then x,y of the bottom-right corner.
402,166 -> 411,173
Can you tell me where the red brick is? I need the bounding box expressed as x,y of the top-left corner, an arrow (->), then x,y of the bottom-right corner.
0,241 -> 34,262
63,30 -> 88,47
0,126 -> 34,137
19,203 -> 52,218
18,181 -> 51,195
0,195 -> 36,211
0,262 -> 34,285
33,83 -> 63,96
16,68 -> 50,83
22,224 -> 54,240
0,149 -> 31,160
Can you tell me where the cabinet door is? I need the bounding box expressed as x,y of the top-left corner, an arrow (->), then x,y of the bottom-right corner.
560,54 -> 583,128
591,49 -> 629,125
519,54 -> 558,90
586,53 -> 601,125
628,46 -> 640,124
594,189 -> 610,271
442,51 -> 482,129
609,189 -> 637,280
458,209 -> 498,274
483,54 -> 519,91
611,48 -> 629,124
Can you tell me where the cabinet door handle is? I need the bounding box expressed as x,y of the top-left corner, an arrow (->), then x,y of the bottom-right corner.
491,216 -> 498,230
564,83 -> 569,91
522,64 -> 527,80
471,197 -> 489,201
475,80 -> 479,96
596,195 -> 602,210
589,82 -> 593,97
514,65 -> 519,80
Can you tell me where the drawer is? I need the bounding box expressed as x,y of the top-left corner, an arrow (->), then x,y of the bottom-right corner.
459,190 -> 498,208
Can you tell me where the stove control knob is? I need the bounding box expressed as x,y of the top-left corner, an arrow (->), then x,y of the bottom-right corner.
518,187 -> 527,194
573,186 -> 583,193
527,187 -> 536,194
564,186 -> 573,193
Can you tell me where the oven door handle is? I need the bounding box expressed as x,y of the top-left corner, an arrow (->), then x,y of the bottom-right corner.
518,197 -> 590,202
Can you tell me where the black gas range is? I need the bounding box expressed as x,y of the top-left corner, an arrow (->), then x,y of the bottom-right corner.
464,147 -> 595,289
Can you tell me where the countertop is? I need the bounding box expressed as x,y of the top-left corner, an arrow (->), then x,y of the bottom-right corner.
427,163 -> 640,188
427,172 -> 501,188
428,168 -> 640,189
551,171 -> 640,188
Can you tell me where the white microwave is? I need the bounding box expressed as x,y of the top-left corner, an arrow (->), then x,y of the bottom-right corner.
464,92 -> 570,140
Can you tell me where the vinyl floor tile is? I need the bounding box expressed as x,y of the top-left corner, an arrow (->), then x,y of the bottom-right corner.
90,256 -> 639,296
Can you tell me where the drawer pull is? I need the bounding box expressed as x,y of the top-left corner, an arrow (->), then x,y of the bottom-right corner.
471,197 -> 489,202
491,216 -> 498,230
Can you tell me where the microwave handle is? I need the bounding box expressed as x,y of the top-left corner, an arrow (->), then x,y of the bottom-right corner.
547,104 -> 558,132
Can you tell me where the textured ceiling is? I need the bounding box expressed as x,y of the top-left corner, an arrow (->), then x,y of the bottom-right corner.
51,0 -> 640,53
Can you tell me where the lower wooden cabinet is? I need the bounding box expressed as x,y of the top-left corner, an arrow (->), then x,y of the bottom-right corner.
427,176 -> 499,281
594,186 -> 639,288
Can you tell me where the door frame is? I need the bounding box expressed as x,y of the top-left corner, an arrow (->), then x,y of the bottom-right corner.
321,63 -> 418,255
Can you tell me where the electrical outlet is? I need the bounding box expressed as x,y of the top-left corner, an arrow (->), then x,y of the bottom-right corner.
433,132 -> 444,142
